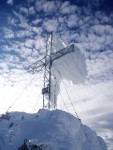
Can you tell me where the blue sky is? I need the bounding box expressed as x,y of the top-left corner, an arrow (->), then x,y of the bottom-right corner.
0,0 -> 113,149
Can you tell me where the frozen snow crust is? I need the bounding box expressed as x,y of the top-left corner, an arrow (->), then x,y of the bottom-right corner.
0,109 -> 107,150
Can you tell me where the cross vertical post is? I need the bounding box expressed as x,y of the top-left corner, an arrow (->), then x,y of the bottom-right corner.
48,32 -> 53,109
42,32 -> 54,109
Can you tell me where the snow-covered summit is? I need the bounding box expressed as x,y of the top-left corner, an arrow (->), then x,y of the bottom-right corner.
0,109 -> 107,150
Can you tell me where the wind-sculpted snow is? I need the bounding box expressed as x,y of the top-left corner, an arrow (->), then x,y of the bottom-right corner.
52,44 -> 87,84
0,109 -> 107,150
50,43 -> 87,108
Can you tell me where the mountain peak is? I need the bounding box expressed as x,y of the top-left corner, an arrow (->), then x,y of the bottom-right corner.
0,109 -> 107,150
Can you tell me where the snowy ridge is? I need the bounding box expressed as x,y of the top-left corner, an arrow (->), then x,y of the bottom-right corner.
0,109 -> 107,150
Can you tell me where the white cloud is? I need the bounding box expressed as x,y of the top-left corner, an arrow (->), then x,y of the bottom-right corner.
8,17 -> 20,26
34,37 -> 45,51
60,1 -> 70,14
3,28 -> 14,39
86,50 -> 113,77
19,7 -> 28,15
24,39 -> 34,49
29,6 -> 36,15
13,11 -> 30,29
16,30 -> 34,38
32,19 -> 42,26
43,19 -> 58,32
35,0 -> 45,12
104,25 -> 113,35
32,27 -> 42,34
43,1 -> 56,13
67,14 -> 78,28
7,0 -> 13,5
4,33 -> 14,39
0,63 -> 8,71
2,45 -> 13,52
91,25 -> 110,36
0,72 -> 43,113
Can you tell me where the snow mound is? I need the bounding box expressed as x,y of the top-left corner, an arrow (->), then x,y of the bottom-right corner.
0,109 -> 107,150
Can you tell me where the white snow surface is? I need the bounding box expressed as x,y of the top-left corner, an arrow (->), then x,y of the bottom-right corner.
52,44 -> 87,85
49,44 -> 87,108
0,109 -> 107,150
51,34 -> 66,52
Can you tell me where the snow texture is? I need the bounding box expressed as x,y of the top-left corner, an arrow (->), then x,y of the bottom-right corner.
52,44 -> 87,85
49,34 -> 66,53
49,43 -> 87,108
0,109 -> 107,150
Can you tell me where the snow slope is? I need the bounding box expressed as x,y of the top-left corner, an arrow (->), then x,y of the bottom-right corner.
0,109 -> 107,150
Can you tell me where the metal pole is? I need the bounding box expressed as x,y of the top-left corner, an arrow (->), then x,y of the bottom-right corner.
43,35 -> 48,108
48,32 -> 53,109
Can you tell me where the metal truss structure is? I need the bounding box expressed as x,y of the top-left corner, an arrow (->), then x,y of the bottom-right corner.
28,32 -> 75,109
